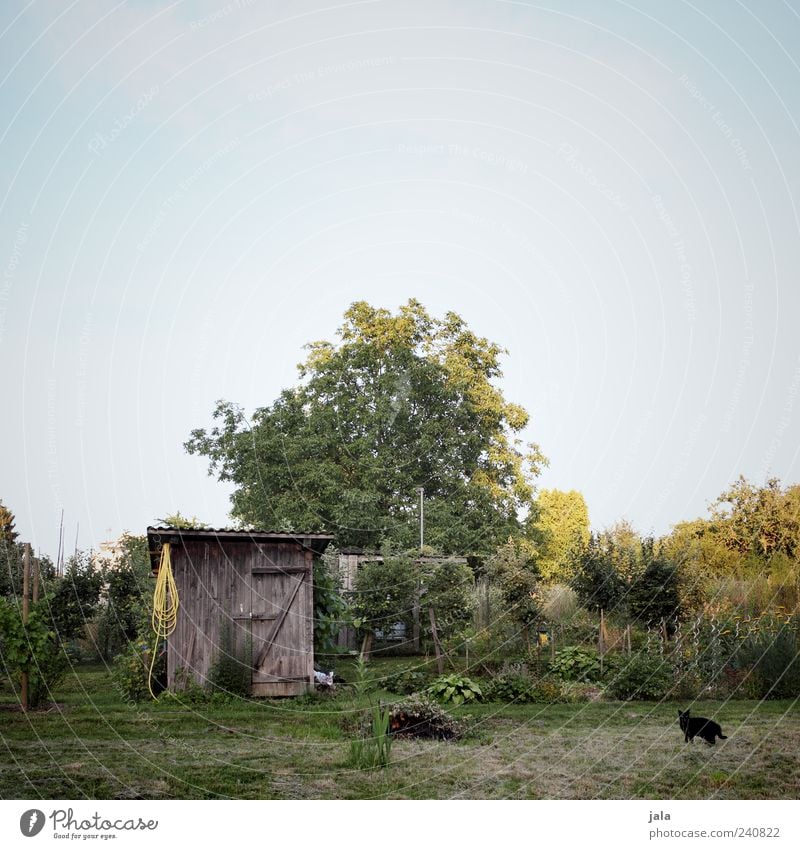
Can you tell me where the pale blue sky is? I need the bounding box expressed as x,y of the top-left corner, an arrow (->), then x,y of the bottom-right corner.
2,0 -> 799,558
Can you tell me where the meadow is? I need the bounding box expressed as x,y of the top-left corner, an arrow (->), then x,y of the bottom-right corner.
1,661 -> 798,801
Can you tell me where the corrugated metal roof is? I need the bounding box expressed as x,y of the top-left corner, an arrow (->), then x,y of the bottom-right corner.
147,525 -> 333,538
146,526 -> 334,570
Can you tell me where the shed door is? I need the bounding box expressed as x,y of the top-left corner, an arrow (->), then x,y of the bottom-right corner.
250,550 -> 313,696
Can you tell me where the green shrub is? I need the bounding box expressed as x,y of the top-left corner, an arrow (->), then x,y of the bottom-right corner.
382,666 -> 431,695
428,673 -> 483,705
165,668 -> 211,704
668,668 -> 705,701
0,598 -> 70,708
314,549 -> 349,653
482,672 -> 536,703
529,676 -> 564,703
606,653 -> 673,700
549,645 -> 602,682
733,628 -> 800,699
113,639 -> 166,702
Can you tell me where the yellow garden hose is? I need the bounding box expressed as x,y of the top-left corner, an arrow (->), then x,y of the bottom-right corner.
149,542 -> 179,699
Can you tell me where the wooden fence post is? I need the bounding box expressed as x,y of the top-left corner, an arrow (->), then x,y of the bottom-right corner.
428,608 -> 445,675
21,543 -> 31,712
412,579 -> 421,653
32,555 -> 40,604
599,608 -> 605,676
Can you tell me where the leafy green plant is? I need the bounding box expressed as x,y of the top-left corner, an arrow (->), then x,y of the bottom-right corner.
314,549 -> 349,653
549,645 -> 602,682
382,665 -> 431,695
482,667 -> 536,703
427,673 -> 483,705
350,554 -> 416,647
165,667 -> 212,704
606,653 -> 673,700
0,597 -> 69,708
348,702 -> 393,769
732,626 -> 800,699
113,638 -> 166,702
529,677 -> 564,703
351,654 -> 375,698
421,558 -> 476,646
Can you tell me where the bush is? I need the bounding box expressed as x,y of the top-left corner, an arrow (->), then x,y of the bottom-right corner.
667,668 -> 705,701
382,666 -> 432,695
482,670 -> 536,703
606,653 -> 673,700
314,549 -> 349,653
113,639 -> 166,702
0,598 -> 70,708
427,673 -> 483,705
529,677 -> 564,703
549,645 -> 602,682
733,627 -> 800,699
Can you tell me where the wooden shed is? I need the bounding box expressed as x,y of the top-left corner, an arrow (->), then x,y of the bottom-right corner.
147,526 -> 333,697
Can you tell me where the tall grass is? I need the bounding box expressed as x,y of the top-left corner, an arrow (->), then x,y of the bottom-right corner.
348,703 -> 393,769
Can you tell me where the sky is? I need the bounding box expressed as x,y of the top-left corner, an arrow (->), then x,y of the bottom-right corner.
2,0 -> 799,560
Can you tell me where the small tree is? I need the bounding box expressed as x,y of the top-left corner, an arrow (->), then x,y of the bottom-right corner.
0,598 -> 69,708
627,539 -> 681,627
313,546 -> 348,653
486,538 -> 541,648
46,552 -> 104,645
95,534 -> 152,660
351,553 -> 416,657
421,558 -> 475,647
570,534 -> 624,613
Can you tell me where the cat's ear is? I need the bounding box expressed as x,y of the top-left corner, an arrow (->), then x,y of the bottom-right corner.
677,710 -> 682,717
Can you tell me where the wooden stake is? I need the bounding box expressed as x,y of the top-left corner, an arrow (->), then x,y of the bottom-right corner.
412,579 -> 421,653
32,555 -> 40,604
428,608 -> 444,675
599,608 -> 605,677
21,543 -> 31,712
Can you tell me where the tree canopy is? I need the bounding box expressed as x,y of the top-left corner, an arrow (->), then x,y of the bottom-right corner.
186,300 -> 546,552
535,489 -> 590,582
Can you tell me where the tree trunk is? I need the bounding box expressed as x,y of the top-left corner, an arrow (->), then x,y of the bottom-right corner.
360,631 -> 373,662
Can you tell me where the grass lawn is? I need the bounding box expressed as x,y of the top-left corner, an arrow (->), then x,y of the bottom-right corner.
1,660 -> 798,800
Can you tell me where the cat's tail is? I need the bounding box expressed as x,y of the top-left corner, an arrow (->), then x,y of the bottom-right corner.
718,733 -> 728,740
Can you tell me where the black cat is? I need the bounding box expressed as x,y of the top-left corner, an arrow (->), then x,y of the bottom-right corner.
678,709 -> 728,745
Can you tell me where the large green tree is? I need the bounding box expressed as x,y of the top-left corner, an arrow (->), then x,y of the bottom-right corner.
534,489 -> 590,583
710,476 -> 800,562
186,300 -> 546,552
